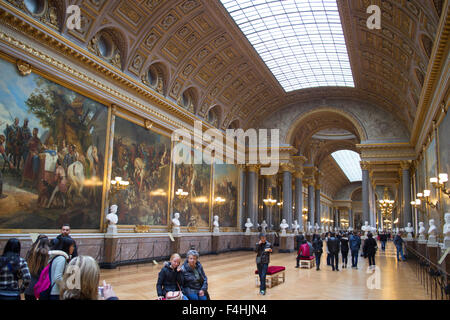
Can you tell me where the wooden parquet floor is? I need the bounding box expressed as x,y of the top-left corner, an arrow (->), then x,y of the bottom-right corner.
100,242 -> 428,300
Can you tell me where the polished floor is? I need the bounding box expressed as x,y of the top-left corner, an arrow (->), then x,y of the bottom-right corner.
100,241 -> 428,300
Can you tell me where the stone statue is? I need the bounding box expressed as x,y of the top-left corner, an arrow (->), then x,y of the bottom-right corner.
172,212 -> 181,236
427,219 -> 437,244
280,219 -> 289,236
292,220 -> 299,234
307,221 -> 313,234
260,220 -> 268,233
418,221 -> 426,241
213,215 -> 220,234
444,213 -> 450,248
314,223 -> 320,232
361,221 -> 370,237
106,204 -> 118,234
405,222 -> 414,239
348,226 -> 353,232
245,218 -> 253,234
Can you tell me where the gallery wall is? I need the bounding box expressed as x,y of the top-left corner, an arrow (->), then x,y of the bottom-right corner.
0,57 -> 239,232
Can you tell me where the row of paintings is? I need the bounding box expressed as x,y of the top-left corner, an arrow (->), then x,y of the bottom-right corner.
414,110 -> 450,230
0,57 -> 239,230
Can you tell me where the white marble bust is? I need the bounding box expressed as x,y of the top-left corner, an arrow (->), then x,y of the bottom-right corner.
418,221 -> 426,240
213,215 -> 220,234
106,204 -> 118,234
361,221 -> 370,237
260,220 -> 268,233
444,213 -> 450,248
427,219 -> 437,244
314,223 -> 320,231
405,222 -> 413,239
307,221 -> 313,234
172,212 -> 181,236
348,226 -> 353,232
245,218 -> 253,234
280,219 -> 289,236
292,220 -> 300,234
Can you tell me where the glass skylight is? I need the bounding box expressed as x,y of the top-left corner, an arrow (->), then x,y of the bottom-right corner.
220,0 -> 354,91
331,150 -> 362,182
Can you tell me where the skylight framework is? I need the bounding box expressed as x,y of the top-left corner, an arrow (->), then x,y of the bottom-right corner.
331,150 -> 362,182
220,0 -> 354,91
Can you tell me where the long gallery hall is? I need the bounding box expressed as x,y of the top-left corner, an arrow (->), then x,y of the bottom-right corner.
0,0 -> 448,304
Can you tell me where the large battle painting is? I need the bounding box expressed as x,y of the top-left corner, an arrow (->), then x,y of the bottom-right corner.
439,113 -> 450,213
172,149 -> 211,227
213,164 -> 238,228
111,117 -> 171,226
0,58 -> 108,229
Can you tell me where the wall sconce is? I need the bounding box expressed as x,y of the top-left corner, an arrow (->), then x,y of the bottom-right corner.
430,173 -> 450,197
277,201 -> 283,208
417,190 -> 438,209
410,199 -> 425,214
175,188 -> 188,199
215,196 -> 226,204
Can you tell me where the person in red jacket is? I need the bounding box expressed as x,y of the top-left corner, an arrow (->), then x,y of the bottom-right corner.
295,239 -> 311,268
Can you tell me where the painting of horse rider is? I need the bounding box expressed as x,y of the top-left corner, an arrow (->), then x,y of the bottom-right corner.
0,58 -> 108,229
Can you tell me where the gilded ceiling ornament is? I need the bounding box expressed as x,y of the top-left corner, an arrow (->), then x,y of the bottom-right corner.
144,119 -> 153,130
16,59 -> 32,76
110,50 -> 122,69
160,13 -> 178,30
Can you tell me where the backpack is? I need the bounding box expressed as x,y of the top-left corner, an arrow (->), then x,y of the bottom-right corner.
34,261 -> 53,299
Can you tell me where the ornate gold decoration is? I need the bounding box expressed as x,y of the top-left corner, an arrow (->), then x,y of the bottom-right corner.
134,225 -> 151,233
360,161 -> 370,170
144,119 -> 153,130
16,59 -> 31,76
187,226 -> 198,232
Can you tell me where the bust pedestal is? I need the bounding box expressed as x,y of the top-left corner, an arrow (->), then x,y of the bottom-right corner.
279,234 -> 294,253
101,234 -> 119,269
244,233 -> 259,250
107,225 -> 117,234
212,234 -> 220,254
170,235 -> 181,255
444,238 -> 450,249
427,235 -> 438,247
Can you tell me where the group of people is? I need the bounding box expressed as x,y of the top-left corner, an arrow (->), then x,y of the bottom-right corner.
0,224 -> 117,300
0,223 -> 210,301
295,231 -> 380,272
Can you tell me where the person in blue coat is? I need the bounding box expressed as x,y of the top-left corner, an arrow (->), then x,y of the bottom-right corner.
349,232 -> 361,269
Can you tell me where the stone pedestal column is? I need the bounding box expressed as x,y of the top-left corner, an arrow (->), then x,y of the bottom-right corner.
171,236 -> 181,256
211,235 -> 220,254
279,234 -> 295,253
281,165 -> 293,230
101,235 -> 119,269
361,161 -> 370,225
247,165 -> 259,230
239,166 -> 246,229
349,208 -> 354,229
401,161 -> 413,227
307,179 -> 315,228
315,185 -> 321,226
294,171 -> 304,232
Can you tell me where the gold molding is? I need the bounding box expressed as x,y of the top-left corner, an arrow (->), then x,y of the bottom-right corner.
15,58 -> 31,75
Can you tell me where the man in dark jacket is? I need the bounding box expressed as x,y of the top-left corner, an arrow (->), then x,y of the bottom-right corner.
327,233 -> 340,271
51,224 -> 78,257
255,233 -> 272,295
349,232 -> 361,268
393,232 -> 406,261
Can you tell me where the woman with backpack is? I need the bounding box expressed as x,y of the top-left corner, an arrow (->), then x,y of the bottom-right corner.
24,235 -> 50,300
0,238 -> 31,300
39,236 -> 74,300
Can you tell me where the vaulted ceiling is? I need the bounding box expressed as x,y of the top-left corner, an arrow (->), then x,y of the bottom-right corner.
6,0 -> 443,132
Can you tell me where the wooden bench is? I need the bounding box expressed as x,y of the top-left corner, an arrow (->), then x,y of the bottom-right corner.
255,266 -> 286,288
299,256 -> 315,269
